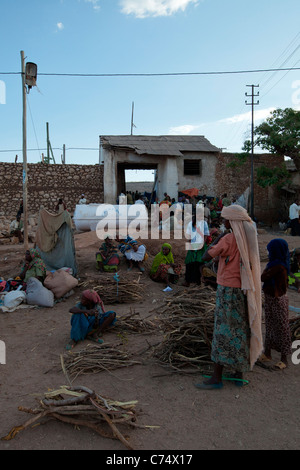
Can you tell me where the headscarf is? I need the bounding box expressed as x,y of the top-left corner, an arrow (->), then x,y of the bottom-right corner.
24,248 -> 47,277
150,243 -> 174,274
221,204 -> 263,369
81,289 -> 105,311
266,239 -> 290,274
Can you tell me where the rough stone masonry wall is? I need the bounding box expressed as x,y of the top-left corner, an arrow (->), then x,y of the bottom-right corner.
0,162 -> 104,233
216,153 -> 284,224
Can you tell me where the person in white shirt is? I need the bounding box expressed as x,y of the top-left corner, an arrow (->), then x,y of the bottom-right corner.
79,194 -> 87,204
125,241 -> 147,272
183,214 -> 210,286
289,200 -> 300,236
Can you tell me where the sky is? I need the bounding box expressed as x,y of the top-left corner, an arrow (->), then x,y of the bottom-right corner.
0,0 -> 300,182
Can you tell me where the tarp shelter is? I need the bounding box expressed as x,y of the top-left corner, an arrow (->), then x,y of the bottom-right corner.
35,209 -> 77,276
180,188 -> 199,199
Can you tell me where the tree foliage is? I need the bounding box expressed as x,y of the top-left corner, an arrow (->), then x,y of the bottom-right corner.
254,108 -> 300,169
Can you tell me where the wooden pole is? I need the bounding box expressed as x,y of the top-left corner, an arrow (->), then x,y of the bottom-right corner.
21,50 -> 29,251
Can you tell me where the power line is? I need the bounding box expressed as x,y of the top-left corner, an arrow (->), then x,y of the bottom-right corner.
1,66 -> 300,78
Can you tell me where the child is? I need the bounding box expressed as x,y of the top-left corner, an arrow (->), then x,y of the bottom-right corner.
261,239 -> 292,369
67,290 -> 116,349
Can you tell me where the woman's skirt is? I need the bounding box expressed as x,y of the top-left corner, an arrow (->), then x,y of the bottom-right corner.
70,311 -> 116,342
150,263 -> 182,283
264,294 -> 291,357
211,285 -> 250,372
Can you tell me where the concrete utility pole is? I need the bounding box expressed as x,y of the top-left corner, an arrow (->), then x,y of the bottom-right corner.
20,50 -> 29,251
245,84 -> 259,220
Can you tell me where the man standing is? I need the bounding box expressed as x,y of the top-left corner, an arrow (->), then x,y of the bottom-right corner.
289,199 -> 300,236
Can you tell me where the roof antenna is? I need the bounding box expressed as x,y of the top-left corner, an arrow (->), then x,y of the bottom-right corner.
131,101 -> 136,135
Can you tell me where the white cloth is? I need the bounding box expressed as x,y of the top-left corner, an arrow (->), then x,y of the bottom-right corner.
79,198 -> 87,204
185,220 -> 209,250
125,244 -> 146,262
289,203 -> 300,220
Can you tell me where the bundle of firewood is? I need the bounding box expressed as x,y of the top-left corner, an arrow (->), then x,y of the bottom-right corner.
151,286 -> 216,372
2,385 -> 157,450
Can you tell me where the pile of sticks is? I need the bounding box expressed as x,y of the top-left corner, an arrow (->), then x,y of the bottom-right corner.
114,308 -> 159,334
79,275 -> 145,304
151,286 -> 216,372
60,344 -> 142,381
2,385 -> 149,450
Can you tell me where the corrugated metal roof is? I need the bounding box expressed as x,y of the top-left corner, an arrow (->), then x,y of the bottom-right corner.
100,135 -> 220,157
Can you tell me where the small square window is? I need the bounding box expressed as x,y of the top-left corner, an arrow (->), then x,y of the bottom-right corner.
184,159 -> 201,175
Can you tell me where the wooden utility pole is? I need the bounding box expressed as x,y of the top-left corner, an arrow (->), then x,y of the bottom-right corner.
245,84 -> 259,220
21,50 -> 29,251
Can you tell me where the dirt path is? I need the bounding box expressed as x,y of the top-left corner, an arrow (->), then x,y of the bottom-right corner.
0,230 -> 299,451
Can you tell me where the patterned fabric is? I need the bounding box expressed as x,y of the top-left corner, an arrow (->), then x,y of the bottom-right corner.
150,263 -> 182,283
21,248 -> 47,282
211,285 -> 250,372
264,294 -> 292,357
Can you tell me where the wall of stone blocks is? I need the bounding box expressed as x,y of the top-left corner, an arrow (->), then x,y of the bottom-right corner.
0,162 -> 104,217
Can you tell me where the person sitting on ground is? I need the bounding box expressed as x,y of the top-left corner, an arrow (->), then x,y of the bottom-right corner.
96,236 -> 120,272
125,240 -> 147,272
67,289 -> 116,350
150,243 -> 182,286
10,216 -> 24,243
19,248 -> 47,284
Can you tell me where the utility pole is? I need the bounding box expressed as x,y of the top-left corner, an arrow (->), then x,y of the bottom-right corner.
20,51 -> 29,251
245,84 -> 259,220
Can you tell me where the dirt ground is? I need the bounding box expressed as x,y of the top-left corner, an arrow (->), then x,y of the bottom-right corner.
0,229 -> 300,452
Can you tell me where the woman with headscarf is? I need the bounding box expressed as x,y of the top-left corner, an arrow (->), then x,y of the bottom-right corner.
195,204 -> 263,389
67,290 -> 116,349
150,243 -> 182,285
261,239 -> 291,369
19,248 -> 47,284
96,236 -> 120,272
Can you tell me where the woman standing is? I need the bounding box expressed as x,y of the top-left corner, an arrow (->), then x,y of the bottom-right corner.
195,204 -> 263,389
261,239 -> 291,369
183,214 -> 210,286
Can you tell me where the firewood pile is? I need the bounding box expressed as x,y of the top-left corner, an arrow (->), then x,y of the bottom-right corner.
151,286 -> 216,373
79,274 -> 145,304
2,385 -> 155,450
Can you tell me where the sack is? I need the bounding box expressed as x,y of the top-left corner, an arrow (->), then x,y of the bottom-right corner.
3,290 -> 26,309
26,277 -> 54,307
44,269 -> 78,299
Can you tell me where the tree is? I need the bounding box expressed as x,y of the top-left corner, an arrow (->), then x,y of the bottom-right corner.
251,108 -> 300,170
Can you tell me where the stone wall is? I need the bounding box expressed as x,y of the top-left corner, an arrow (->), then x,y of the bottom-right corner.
0,162 -> 104,217
215,153 -> 284,223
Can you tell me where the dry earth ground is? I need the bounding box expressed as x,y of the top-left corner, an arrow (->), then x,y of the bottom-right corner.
0,229 -> 299,451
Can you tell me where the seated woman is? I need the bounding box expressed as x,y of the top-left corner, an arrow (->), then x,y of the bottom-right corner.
125,240 -> 147,272
96,236 -> 120,272
19,248 -> 47,284
150,243 -> 182,286
288,248 -> 300,292
67,289 -> 116,349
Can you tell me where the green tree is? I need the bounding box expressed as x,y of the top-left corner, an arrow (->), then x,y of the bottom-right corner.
253,108 -> 300,170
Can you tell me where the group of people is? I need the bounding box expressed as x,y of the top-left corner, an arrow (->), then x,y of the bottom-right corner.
93,202 -> 296,390
3,193 -> 298,386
